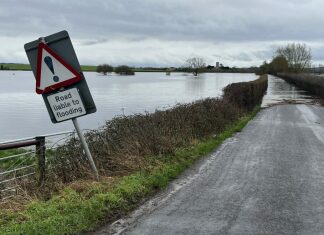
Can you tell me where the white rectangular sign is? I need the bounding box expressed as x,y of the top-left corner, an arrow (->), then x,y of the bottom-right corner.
47,88 -> 86,122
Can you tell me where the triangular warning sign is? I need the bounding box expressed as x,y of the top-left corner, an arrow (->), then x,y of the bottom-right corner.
36,42 -> 82,94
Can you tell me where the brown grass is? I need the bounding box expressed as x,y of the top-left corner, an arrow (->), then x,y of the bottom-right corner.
223,74 -> 268,111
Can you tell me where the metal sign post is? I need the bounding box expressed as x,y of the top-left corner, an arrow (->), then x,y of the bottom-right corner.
72,118 -> 99,180
25,30 -> 97,123
24,30 -> 99,180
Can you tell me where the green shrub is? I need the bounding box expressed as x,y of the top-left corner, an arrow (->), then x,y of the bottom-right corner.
114,65 -> 134,75
96,64 -> 113,75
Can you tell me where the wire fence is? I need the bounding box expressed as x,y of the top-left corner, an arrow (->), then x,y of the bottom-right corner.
0,131 -> 76,201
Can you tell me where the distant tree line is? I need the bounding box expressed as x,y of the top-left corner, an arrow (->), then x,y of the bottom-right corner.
96,56 -> 265,77
114,65 -> 134,75
0,64 -> 10,70
97,64 -> 134,75
257,43 -> 312,75
180,57 -> 258,75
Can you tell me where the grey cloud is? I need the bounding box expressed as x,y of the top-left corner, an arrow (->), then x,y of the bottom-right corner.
0,0 -> 324,66
312,46 -> 324,61
1,0 -> 324,42
254,50 -> 274,60
80,38 -> 108,46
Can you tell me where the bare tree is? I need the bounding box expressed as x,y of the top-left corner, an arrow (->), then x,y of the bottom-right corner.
275,43 -> 311,73
186,57 -> 206,76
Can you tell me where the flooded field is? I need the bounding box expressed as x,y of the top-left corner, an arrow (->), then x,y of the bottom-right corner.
0,71 -> 257,141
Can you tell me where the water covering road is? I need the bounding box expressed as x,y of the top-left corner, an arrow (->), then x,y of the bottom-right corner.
96,76 -> 324,235
261,75 -> 316,107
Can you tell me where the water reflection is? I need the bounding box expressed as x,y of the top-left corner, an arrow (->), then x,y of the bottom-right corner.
184,74 -> 206,98
261,75 -> 315,107
0,71 -> 257,141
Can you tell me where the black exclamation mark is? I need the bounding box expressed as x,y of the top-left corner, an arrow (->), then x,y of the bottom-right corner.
44,56 -> 59,82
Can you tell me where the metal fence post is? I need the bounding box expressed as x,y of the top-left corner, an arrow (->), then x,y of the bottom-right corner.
35,136 -> 46,186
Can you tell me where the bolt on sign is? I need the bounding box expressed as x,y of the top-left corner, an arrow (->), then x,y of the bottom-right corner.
24,30 -> 99,180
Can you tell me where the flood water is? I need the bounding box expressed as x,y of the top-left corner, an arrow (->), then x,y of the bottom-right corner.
261,75 -> 316,107
0,71 -> 257,142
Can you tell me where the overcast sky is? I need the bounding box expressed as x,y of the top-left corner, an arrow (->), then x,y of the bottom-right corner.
1,0 -> 324,67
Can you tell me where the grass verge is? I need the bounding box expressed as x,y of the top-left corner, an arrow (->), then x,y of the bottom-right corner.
0,106 -> 260,235
0,148 -> 30,169
0,63 -> 97,72
0,149 -> 26,158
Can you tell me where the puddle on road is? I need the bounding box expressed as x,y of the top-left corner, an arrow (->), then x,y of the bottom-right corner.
261,75 -> 319,108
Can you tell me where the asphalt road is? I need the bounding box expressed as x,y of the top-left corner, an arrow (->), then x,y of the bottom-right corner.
102,104 -> 324,235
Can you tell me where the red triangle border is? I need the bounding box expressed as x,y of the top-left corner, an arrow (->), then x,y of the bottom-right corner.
36,42 -> 82,94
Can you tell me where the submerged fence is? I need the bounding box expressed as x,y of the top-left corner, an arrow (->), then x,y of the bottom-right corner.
0,131 -> 75,201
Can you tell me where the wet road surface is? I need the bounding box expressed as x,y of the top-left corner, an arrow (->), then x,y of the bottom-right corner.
96,76 -> 324,235
107,104 -> 324,235
261,75 -> 316,107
